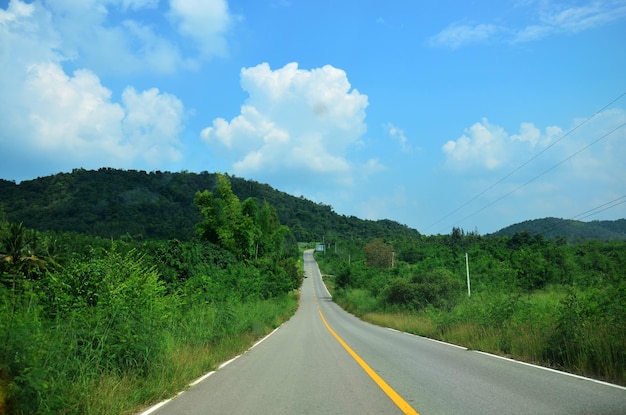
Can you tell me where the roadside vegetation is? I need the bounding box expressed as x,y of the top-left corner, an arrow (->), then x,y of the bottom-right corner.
0,174 -> 302,415
1,168 -> 624,413
315,228 -> 626,386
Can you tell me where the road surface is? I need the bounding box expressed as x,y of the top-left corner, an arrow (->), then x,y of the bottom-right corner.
145,250 -> 626,415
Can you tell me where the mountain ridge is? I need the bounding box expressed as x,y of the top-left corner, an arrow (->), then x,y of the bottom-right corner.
0,168 -> 419,242
488,217 -> 626,242
1,169 -> 624,242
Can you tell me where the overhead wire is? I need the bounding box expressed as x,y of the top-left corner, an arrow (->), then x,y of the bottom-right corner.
422,91 -> 626,234
444,121 -> 626,232
515,195 -> 626,238
572,196 -> 626,222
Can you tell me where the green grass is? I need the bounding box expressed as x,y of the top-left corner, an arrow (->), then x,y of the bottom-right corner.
0,293 -> 298,415
330,285 -> 626,386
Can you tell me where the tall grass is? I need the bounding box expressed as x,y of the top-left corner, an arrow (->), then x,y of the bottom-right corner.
0,252 -> 299,415
334,284 -> 626,386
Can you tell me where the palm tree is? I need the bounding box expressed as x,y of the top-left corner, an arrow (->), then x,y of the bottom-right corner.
0,223 -> 49,290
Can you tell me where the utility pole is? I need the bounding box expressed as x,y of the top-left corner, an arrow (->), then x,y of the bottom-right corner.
465,252 -> 471,297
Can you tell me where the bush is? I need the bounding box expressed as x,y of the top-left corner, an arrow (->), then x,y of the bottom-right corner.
382,268 -> 461,311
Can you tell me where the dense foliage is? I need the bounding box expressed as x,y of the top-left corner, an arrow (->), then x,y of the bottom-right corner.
0,168 -> 419,242
0,175 -> 302,414
316,229 -> 626,385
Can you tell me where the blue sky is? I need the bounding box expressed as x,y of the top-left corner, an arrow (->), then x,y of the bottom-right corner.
1,0 -> 625,235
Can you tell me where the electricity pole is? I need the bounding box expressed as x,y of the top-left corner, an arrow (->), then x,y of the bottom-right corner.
465,252 -> 471,297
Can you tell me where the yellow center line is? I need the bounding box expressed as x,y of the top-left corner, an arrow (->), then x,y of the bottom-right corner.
318,310 -> 420,415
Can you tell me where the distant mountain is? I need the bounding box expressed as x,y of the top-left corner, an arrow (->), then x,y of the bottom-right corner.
489,217 -> 626,242
0,168 -> 420,242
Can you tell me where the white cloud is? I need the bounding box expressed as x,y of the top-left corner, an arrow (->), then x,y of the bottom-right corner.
430,1 -> 626,48
442,118 -> 509,170
14,62 -> 184,165
538,1 -> 626,32
440,111 -> 626,229
201,62 -> 369,191
0,0 -> 186,179
121,87 -> 185,164
1,0 -> 235,77
121,0 -> 159,11
385,123 -> 412,152
43,0 -> 190,75
442,119 -> 566,170
514,1 -> 626,42
428,23 -> 500,49
0,0 -> 61,64
169,0 -> 233,58
511,122 -> 562,147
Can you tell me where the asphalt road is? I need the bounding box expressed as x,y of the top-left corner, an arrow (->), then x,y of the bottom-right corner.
145,250 -> 626,415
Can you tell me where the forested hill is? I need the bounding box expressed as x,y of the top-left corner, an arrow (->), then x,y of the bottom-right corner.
489,217 -> 626,242
0,168 -> 419,241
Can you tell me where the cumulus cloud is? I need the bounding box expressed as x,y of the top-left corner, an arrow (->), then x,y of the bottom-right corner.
121,87 -> 185,163
201,62 -> 369,190
442,111 -> 626,193
511,122 -> 562,147
438,110 -> 626,232
442,118 -> 510,170
442,118 -> 568,171
0,0 -> 186,180
3,0 -> 235,76
41,0 -> 181,75
14,62 -> 184,166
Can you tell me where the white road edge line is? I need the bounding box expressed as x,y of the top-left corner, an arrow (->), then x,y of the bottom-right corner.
474,350 -> 626,391
392,328 -> 468,350
420,335 -> 468,350
137,399 -> 172,415
250,326 -> 281,349
137,324 -> 284,415
389,328 -> 625,390
312,261 -> 333,298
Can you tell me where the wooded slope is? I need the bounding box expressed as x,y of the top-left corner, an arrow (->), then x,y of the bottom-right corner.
489,217 -> 626,242
0,168 -> 419,241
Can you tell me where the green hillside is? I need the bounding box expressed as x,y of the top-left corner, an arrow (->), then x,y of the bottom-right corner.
489,217 -> 626,242
0,168 -> 419,242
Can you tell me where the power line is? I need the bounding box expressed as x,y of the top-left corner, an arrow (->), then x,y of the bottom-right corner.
572,197 -> 626,222
514,196 -> 626,238
445,121 -> 626,232
422,91 -> 626,233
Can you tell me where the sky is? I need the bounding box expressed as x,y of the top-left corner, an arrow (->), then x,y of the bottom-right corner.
1,0 -> 625,235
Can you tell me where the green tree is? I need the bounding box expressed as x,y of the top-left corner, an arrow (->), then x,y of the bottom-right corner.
195,174 -> 260,260
0,223 -> 51,290
364,238 -> 393,269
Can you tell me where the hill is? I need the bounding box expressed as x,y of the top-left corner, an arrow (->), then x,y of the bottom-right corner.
0,168 -> 419,242
489,217 -> 626,242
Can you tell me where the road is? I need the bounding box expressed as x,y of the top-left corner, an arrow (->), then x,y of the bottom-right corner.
145,250 -> 626,415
